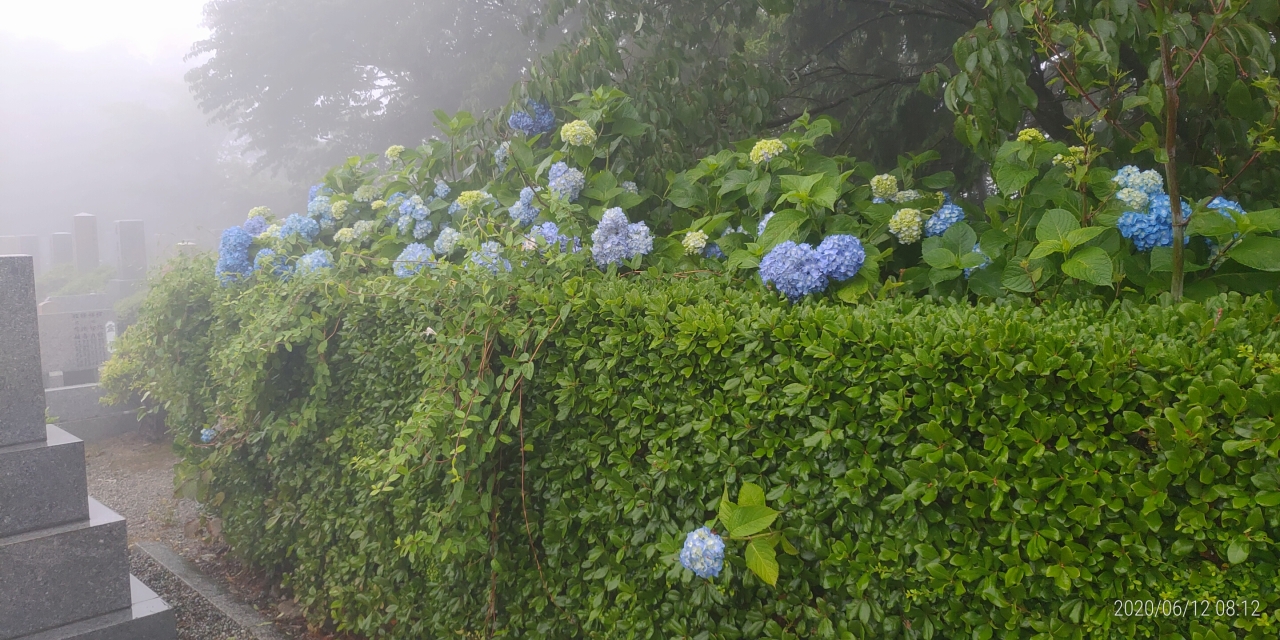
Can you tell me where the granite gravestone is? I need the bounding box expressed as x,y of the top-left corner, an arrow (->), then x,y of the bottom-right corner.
107,221 -> 147,301
72,214 -> 98,273
50,233 -> 73,267
19,236 -> 41,273
0,255 -> 176,639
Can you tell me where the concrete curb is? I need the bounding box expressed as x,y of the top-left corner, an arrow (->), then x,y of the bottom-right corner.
134,542 -> 290,640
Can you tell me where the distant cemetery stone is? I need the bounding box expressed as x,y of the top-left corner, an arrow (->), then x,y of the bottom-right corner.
72,213 -> 99,273
19,236 -> 40,273
107,220 -> 148,301
37,295 -> 114,388
49,233 -> 73,266
0,254 -> 176,639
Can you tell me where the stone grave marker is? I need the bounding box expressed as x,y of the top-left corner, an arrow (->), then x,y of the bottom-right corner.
50,233 -> 73,267
0,254 -> 176,639
73,213 -> 98,273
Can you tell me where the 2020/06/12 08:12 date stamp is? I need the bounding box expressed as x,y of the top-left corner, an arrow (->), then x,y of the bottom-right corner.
1113,599 -> 1264,618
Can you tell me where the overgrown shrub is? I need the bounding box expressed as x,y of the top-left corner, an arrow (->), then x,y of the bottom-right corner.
105,255 -> 1280,638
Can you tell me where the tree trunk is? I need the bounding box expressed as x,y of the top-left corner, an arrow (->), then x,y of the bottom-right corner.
1159,29 -> 1185,300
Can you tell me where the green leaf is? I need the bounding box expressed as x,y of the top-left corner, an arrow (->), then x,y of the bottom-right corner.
1061,247 -> 1113,286
718,170 -> 754,197
757,210 -> 807,251
725,249 -> 760,271
726,505 -> 779,537
1229,236 -> 1280,271
1036,209 -> 1080,244
1065,226 -> 1106,247
922,248 -> 959,269
1028,240 -> 1065,260
834,275 -> 868,302
779,174 -> 823,197
738,482 -> 766,507
921,171 -> 955,189
746,177 -> 772,210
1228,540 -> 1251,564
1247,209 -> 1280,233
1257,491 -> 1280,507
745,538 -> 779,586
718,487 -> 737,525
941,221 -> 977,255
1226,80 -> 1262,121
1189,210 -> 1238,237
1002,262 -> 1036,293
929,267 -> 962,285
993,163 -> 1038,194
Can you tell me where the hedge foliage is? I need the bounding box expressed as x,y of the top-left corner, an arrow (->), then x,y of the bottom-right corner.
104,256 -> 1280,639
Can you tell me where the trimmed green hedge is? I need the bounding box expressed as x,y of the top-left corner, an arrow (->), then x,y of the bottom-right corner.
105,258 -> 1280,638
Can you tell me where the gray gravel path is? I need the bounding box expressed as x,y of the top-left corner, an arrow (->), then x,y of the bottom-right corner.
131,548 -> 255,640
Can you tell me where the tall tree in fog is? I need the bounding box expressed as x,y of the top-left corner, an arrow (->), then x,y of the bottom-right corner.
188,0 -> 987,183
187,0 -> 547,176
526,0 -> 987,181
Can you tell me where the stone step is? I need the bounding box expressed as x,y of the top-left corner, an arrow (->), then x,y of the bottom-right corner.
0,499 -> 131,640
17,576 -> 175,640
0,425 -> 89,539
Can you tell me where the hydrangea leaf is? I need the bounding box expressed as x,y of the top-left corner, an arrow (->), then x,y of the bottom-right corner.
738,483 -> 766,507
929,267 -> 962,285
959,252 -> 989,269
726,505 -> 778,538
756,210 -> 807,251
1035,209 -> 1079,244
1188,210 -> 1238,237
1028,240 -> 1064,260
921,171 -> 955,189
1002,262 -> 1036,293
745,539 -> 779,586
1149,248 -> 1206,273
746,177 -> 772,211
717,170 -> 754,197
724,249 -> 760,272
1246,209 -> 1280,233
1228,236 -> 1280,271
835,276 -> 868,303
1061,247 -> 1113,286
1065,226 -> 1105,248
922,248 -> 959,269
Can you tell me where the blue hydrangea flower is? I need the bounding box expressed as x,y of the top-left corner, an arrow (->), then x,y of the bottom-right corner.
200,428 -> 217,444
470,241 -> 511,274
532,222 -> 580,253
307,195 -> 332,219
394,243 -> 434,278
1207,196 -> 1244,219
703,243 -> 726,259
253,248 -> 293,279
494,141 -> 510,172
215,226 -> 254,285
399,194 -> 430,221
1118,194 -> 1191,251
760,241 -> 827,301
925,201 -> 964,237
520,186 -> 536,207
757,212 -> 775,236
549,162 -> 585,202
279,213 -> 320,243
412,219 -> 434,240
964,243 -> 990,278
243,216 -> 269,237
508,100 -> 555,136
448,200 -> 462,215
590,207 -> 652,267
308,184 -> 332,201
397,215 -> 414,236
509,201 -> 540,226
434,181 -> 451,199
297,249 -> 334,274
621,181 -> 639,195
679,527 -> 725,579
1113,165 -> 1163,194
434,227 -> 461,255
814,235 -> 866,281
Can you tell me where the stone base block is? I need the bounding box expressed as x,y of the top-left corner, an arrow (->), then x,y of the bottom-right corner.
0,499 -> 130,640
17,576 -> 175,640
0,425 -> 89,538
45,384 -> 140,443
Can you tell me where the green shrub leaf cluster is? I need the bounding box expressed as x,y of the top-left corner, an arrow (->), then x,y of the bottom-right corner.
105,254 -> 1280,638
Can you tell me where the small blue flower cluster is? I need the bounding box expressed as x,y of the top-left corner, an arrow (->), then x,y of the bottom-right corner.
394,243 -> 434,278
434,227 -> 461,255
621,181 -> 639,195
924,198 -> 964,237
396,195 -> 433,239
434,181 -> 451,199
308,184 -> 332,201
215,226 -> 254,285
757,212 -> 775,236
703,243 -> 726,259
964,243 -> 990,278
760,234 -> 866,301
1118,193 -> 1192,251
254,248 -> 293,279
494,141 -> 510,173
297,249 -> 334,275
532,221 -> 580,253
509,187 -> 541,226
590,208 -> 652,267
307,195 -> 332,219
508,100 -> 555,136
244,215 -> 269,237
1207,196 -> 1244,218
679,527 -> 725,579
200,428 -> 217,444
549,162 -> 585,202
279,213 -> 319,243
470,241 -> 511,274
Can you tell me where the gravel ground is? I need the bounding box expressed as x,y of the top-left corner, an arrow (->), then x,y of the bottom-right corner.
131,548 -> 255,640
85,431 -> 335,640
